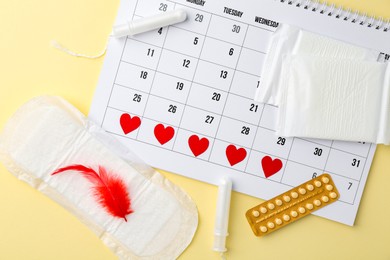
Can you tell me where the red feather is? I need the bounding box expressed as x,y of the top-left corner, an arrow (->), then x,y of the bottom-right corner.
52,165 -> 133,221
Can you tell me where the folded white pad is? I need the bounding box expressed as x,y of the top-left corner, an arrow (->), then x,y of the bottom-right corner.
0,96 -> 198,259
255,23 -> 379,106
277,56 -> 390,144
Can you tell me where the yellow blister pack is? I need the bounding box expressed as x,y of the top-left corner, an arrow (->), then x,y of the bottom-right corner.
246,174 -> 339,236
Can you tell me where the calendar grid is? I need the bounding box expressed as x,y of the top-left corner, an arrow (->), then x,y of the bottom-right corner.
323,140 -> 363,204
298,138 -> 333,148
94,0 -> 379,225
350,144 -> 373,204
171,7 -> 213,150
120,54 -> 261,80
128,21 -> 267,57
321,140 -> 336,187
279,136 -> 296,183
243,104 -> 266,173
105,85 -> 369,162
298,137 -> 369,158
123,40 -> 262,76
321,141 -> 334,177
104,126 -> 358,206
105,104 -> 366,186
208,17 -> 250,159
167,0 -> 275,33
134,15 -> 171,140
166,24 -> 268,55
106,94 -> 369,159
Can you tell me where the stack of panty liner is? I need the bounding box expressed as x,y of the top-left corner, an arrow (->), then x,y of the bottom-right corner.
255,24 -> 390,144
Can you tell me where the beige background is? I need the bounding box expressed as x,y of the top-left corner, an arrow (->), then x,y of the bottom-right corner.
0,0 -> 389,259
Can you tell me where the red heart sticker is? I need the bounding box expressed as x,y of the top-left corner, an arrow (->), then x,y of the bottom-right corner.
154,124 -> 175,145
261,156 -> 283,178
226,144 -> 247,166
188,135 -> 209,157
120,113 -> 141,134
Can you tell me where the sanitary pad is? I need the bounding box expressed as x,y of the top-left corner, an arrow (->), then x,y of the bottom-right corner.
255,24 -> 379,106
277,55 -> 390,144
0,96 -> 198,259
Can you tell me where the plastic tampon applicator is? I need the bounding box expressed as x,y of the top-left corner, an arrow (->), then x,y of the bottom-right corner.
113,9 -> 187,38
213,178 -> 233,255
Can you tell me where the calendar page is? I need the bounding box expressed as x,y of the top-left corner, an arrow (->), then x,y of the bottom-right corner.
90,0 -> 380,226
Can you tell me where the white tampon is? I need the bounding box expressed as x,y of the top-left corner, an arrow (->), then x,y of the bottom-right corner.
113,9 -> 187,37
213,178 -> 233,253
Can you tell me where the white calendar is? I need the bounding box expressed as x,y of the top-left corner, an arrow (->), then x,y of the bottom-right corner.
89,0 -> 387,226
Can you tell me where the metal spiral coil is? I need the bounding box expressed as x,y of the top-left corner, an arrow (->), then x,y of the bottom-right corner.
279,0 -> 389,32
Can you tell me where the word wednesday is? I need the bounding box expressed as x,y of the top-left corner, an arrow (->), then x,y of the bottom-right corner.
255,16 -> 279,27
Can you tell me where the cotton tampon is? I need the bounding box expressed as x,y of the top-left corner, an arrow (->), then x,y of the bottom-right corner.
113,9 -> 187,37
213,178 -> 233,253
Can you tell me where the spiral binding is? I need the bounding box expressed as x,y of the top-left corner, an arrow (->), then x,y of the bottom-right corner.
279,0 -> 390,32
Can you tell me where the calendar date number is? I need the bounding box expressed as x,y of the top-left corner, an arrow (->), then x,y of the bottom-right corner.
314,147 -> 323,156
249,103 -> 258,112
277,137 -> 286,146
140,71 -> 148,79
205,115 -> 214,124
212,92 -> 221,101
195,14 -> 204,22
241,126 -> 250,135
159,3 -> 168,11
352,158 -> 360,167
232,24 -> 241,33
133,94 -> 142,102
168,105 -> 177,113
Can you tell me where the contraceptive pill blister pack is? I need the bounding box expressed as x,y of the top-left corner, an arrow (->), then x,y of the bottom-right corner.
246,174 -> 339,236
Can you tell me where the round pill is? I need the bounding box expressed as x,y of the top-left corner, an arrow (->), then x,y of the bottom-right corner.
314,199 -> 321,206
260,226 -> 268,233
252,210 -> 260,217
298,207 -> 306,214
275,199 -> 283,206
306,203 -> 314,210
322,176 -> 330,184
267,222 -> 275,229
275,218 -> 283,225
291,211 -> 298,217
307,184 -> 314,191
260,207 -> 267,213
314,181 -> 322,187
322,195 -> 329,202
330,192 -> 338,199
283,195 -> 291,202
326,184 -> 333,191
268,203 -> 275,210
299,188 -> 306,195
283,214 -> 291,221
291,192 -> 298,198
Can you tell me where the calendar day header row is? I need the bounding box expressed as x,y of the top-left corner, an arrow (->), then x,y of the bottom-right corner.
180,0 -> 279,29
136,0 -> 279,39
